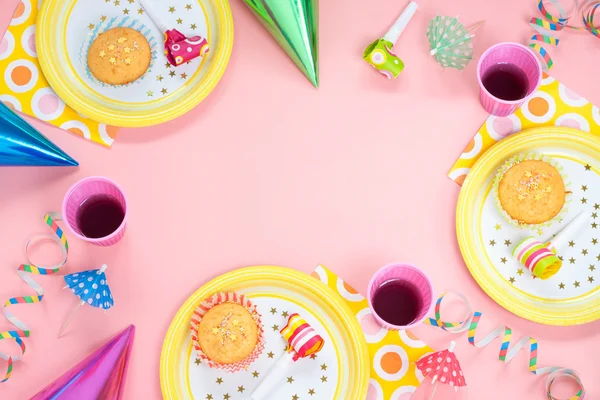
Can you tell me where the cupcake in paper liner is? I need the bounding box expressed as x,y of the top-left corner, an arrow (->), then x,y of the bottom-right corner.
493,153 -> 571,230
190,292 -> 265,372
80,16 -> 159,88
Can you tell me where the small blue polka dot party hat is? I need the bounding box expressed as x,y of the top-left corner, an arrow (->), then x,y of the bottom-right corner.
58,264 -> 114,337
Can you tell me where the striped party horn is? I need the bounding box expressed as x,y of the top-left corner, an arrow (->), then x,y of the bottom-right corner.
513,212 -> 586,279
250,314 -> 324,400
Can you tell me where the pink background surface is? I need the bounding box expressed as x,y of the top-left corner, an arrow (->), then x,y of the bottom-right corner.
1,0 -> 600,398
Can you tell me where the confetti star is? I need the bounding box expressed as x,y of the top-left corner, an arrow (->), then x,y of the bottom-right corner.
206,395 -> 213,400
186,3 -> 192,9
545,186 -> 552,193
109,57 -> 116,64
161,88 -> 168,95
517,269 -> 524,276
169,70 -> 176,77
108,44 -> 115,50
147,90 -> 154,97
267,352 -> 275,359
558,282 -> 565,289
568,240 -> 575,247
308,389 -> 315,396
582,249 -> 589,256
232,320 -> 239,326
230,334 -> 237,341
536,228 -> 544,236
169,6 -> 175,13
584,164 -> 591,171
518,194 -> 526,201
223,394 -> 230,400
195,358 -> 201,365
292,396 -> 299,400
320,364 -> 327,371
582,185 -> 588,192
88,23 -> 95,30
495,224 -> 502,231
216,378 -> 223,385
124,46 -> 131,53
489,240 -> 496,246
252,371 -> 259,378
509,277 -> 516,284
105,0 -> 110,3
272,324 -> 279,331
500,257 -> 507,264
100,15 -> 107,21
320,376 -> 328,383
155,75 -> 164,82
177,18 -> 183,24
128,0 -> 134,3
309,354 -> 317,360
525,171 -> 532,178
504,239 -> 512,246
191,23 -> 197,29
590,265 -> 596,272
165,61 -> 172,68
287,376 -> 294,384
588,276 -> 595,283
124,57 -> 131,64
238,386 -> 245,393
595,203 -> 600,210
138,7 -> 144,14
582,197 -> 588,204
534,194 -> 542,201
123,8 -> 129,14
99,50 -> 106,58
569,257 -> 576,264
117,36 -> 127,43
558,256 -> 564,261
270,308 -> 277,315
181,72 -> 188,79
574,281 -> 581,288
282,311 -> 289,318
114,0 -> 120,5
593,213 -> 598,219
597,254 -> 600,261
593,223 -> 599,229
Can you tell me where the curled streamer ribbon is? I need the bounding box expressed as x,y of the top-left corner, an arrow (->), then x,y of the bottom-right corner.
0,213 -> 68,383
529,0 -> 600,70
425,291 -> 585,400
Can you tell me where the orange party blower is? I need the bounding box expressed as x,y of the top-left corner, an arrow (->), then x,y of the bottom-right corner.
250,314 -> 324,400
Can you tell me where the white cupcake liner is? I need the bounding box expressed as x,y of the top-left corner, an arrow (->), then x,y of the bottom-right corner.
493,153 -> 571,231
80,16 -> 159,88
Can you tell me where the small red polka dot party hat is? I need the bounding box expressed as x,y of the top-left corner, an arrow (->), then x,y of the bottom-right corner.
415,341 -> 466,398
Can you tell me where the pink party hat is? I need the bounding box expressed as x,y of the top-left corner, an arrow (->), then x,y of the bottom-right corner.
30,325 -> 135,400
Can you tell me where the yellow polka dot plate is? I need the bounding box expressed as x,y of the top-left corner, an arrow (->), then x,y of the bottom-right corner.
36,0 -> 233,127
457,127 -> 600,325
160,266 -> 369,399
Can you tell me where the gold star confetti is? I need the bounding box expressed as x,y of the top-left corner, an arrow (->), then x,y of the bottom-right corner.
99,50 -> 106,58
287,376 -> 294,384
310,354 -> 317,360
568,241 -> 575,247
534,194 -> 542,200
147,91 -> 154,97
270,308 -> 277,315
223,394 -> 230,400
558,282 -> 565,289
584,164 -> 591,171
138,7 -> 144,14
504,239 -> 512,246
216,377 -> 223,385
186,3 -> 192,9
212,327 -> 219,334
252,371 -> 259,378
88,23 -> 95,30
320,376 -> 328,383
581,197 -> 588,204
536,228 -> 544,236
267,352 -> 275,358
495,224 -> 502,231
590,265 -> 596,271
593,238 -> 598,245
582,249 -> 589,255
545,186 -> 552,192
165,61 -> 172,68
500,257 -> 507,264
230,334 -> 237,341
518,194 -> 526,201
569,257 -> 576,264
117,36 -> 127,43
123,8 -> 129,14
108,44 -> 115,50
195,358 -> 201,365
181,72 -> 188,79
114,0 -> 120,5
558,256 -> 564,261
161,88 -> 168,95
292,396 -> 299,400
206,395 -> 213,400
581,185 -> 588,192
124,57 -> 131,64
593,213 -> 598,219
124,46 -> 131,53
508,277 -> 516,284
320,363 -> 327,370
105,0 -> 110,3
517,269 -> 524,276
489,240 -> 496,246
109,57 -> 116,64
169,70 -> 176,77
177,18 -> 183,24
238,386 -> 245,393
595,203 -> 600,210
597,254 -> 600,261
232,320 -> 239,326
308,389 -> 315,396
169,6 -> 175,12
524,171 -> 532,178
588,276 -> 595,283
593,222 -> 599,229
574,281 -> 580,288
128,0 -> 134,3
191,23 -> 197,29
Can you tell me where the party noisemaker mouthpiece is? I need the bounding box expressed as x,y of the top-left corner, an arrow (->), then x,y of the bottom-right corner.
363,1 -> 418,79
249,314 -> 325,400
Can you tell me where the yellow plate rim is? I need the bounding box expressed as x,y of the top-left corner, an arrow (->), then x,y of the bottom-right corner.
35,0 -> 234,128
159,265 -> 370,399
457,127 -> 600,326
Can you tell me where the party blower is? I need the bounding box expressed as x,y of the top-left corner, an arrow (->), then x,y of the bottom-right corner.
138,0 -> 209,66
363,1 -> 418,79
249,313 -> 325,400
513,212 -> 587,279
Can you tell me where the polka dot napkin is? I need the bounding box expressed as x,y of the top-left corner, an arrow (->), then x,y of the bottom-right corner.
0,0 -> 117,147
448,73 -> 600,185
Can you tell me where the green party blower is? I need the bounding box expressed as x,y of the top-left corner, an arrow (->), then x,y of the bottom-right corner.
363,1 -> 418,79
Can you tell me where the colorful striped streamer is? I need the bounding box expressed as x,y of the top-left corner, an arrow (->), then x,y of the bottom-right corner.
529,0 -> 600,70
425,291 -> 585,400
0,213 -> 68,383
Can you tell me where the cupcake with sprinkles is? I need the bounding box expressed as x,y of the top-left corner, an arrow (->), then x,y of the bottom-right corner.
190,292 -> 264,372
494,153 -> 570,229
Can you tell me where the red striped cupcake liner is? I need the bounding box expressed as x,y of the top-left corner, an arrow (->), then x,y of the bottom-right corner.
190,292 -> 265,372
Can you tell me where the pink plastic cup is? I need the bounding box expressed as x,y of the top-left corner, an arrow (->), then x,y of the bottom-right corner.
367,263 -> 434,330
62,176 -> 128,247
477,42 -> 542,117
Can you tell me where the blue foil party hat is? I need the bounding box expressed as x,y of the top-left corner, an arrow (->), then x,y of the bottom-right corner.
0,102 -> 78,166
